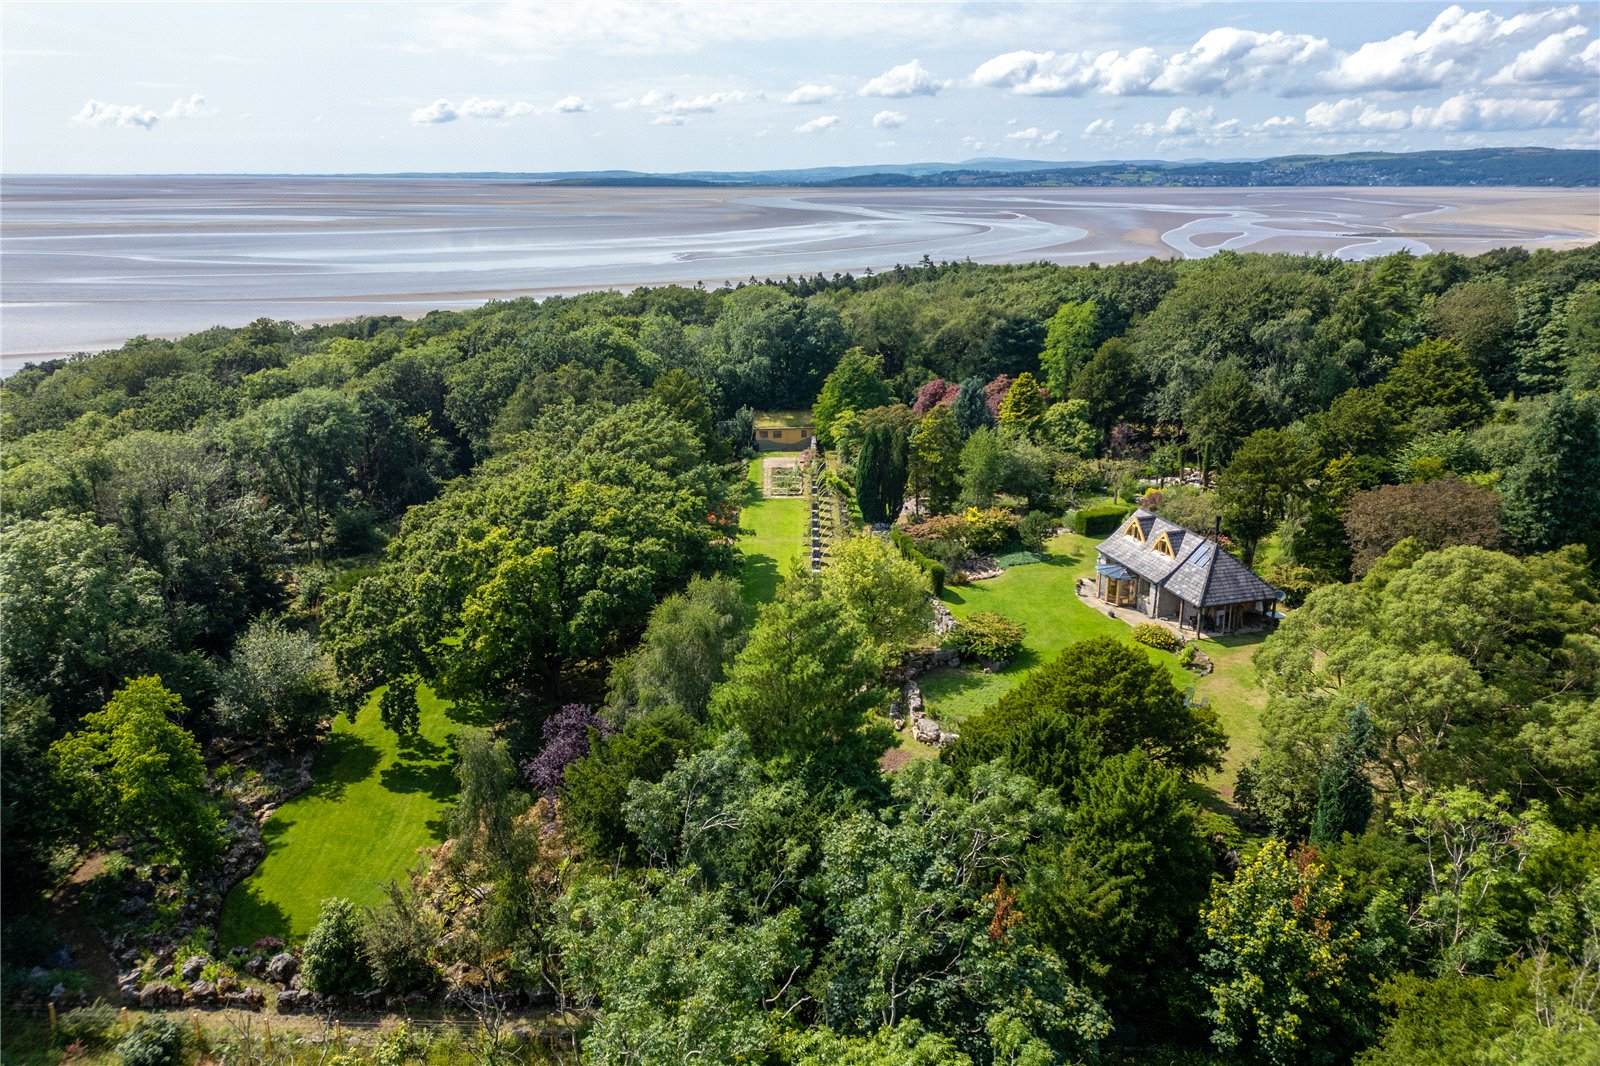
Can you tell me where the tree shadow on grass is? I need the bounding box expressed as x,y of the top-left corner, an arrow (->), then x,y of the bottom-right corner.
397,732 -> 448,761
379,757 -> 458,803
1204,631 -> 1269,652
444,697 -> 497,729
218,883 -> 293,948
307,732 -> 382,803
739,553 -> 782,607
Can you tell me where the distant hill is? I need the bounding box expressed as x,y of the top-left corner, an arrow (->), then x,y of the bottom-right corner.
829,148 -> 1599,189
390,148 -> 1591,188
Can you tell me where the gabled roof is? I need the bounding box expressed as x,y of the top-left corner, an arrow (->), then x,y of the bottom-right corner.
1096,508 -> 1282,608
1097,509 -> 1204,583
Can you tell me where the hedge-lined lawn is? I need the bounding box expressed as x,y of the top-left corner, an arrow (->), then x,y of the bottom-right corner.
736,456 -> 809,607
917,531 -> 1268,788
218,685 -> 460,946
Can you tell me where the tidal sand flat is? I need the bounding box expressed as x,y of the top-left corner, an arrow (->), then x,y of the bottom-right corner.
3,178 -> 1595,368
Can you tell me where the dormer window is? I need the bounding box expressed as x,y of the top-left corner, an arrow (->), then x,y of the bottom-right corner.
1124,520 -> 1145,543
1152,531 -> 1175,558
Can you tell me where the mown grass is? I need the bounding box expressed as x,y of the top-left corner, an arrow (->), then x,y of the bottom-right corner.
736,456 -> 809,608
218,685 -> 461,946
916,531 -> 1268,790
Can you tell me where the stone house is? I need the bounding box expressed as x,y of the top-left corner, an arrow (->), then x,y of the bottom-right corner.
1093,508 -> 1284,636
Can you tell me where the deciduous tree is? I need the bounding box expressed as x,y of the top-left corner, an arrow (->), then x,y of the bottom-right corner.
50,677 -> 223,870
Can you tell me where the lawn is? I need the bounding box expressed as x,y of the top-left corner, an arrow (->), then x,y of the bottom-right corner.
917,531 -> 1268,792
218,685 -> 461,946
736,456 -> 809,607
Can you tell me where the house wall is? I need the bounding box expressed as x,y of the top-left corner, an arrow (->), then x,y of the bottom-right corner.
754,427 -> 813,452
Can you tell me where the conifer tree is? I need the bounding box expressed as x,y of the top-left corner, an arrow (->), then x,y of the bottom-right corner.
1310,704 -> 1376,844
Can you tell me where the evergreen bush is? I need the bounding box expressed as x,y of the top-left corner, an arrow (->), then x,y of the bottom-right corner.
950,611 -> 1027,661
1132,623 -> 1183,652
116,1017 -> 185,1066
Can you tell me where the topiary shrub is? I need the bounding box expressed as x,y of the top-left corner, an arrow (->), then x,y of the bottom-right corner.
1132,623 -> 1182,652
300,897 -> 372,995
950,611 -> 1027,662
116,1017 -> 185,1066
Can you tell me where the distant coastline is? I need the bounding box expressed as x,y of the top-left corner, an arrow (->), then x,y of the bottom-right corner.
6,147 -> 1598,188
4,177 -> 1597,374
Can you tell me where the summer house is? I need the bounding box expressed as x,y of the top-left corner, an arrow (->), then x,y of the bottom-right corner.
1093,508 -> 1284,636
752,411 -> 815,452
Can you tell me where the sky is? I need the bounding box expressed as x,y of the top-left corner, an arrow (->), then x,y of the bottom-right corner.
3,1 -> 1598,174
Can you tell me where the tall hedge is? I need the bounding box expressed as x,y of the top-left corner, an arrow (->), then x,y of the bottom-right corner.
1072,504 -> 1133,537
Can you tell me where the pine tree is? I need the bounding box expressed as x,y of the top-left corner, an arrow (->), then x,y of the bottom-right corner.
1310,704 -> 1375,844
951,375 -> 994,438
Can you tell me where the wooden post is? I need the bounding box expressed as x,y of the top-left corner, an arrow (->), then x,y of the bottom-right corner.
48,1002 -> 57,1032
264,1018 -> 274,1056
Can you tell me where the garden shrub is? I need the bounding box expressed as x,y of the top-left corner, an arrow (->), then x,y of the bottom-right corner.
300,897 -> 372,995
1072,503 -> 1133,537
58,999 -> 120,1049
116,1017 -> 185,1066
1018,510 -> 1056,552
1132,623 -> 1183,652
889,528 -> 945,597
1179,643 -> 1198,668
902,513 -> 969,546
951,611 -> 1027,662
963,507 -> 1017,553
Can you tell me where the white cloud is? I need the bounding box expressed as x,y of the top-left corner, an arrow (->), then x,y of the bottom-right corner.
785,83 -> 840,104
411,97 -> 537,124
794,114 -> 840,133
1301,92 -> 1574,134
859,59 -> 945,97
1488,25 -> 1599,85
411,99 -> 458,124
872,109 -> 908,129
71,99 -> 160,129
1150,28 -> 1326,94
971,49 -> 1097,96
551,94 -> 590,113
1135,105 -> 1214,137
1411,92 -> 1570,131
971,27 -> 1323,98
1304,97 -> 1409,131
164,93 -> 216,119
1324,4 -> 1582,92
1006,126 -> 1064,145
1082,117 -> 1115,137
652,113 -> 687,126
414,2 -> 1046,60
622,88 -> 753,121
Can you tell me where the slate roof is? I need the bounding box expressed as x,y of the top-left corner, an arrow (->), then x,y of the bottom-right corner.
1096,508 -> 1282,608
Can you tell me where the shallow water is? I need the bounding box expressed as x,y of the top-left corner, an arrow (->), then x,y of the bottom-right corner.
2,177 -> 1595,370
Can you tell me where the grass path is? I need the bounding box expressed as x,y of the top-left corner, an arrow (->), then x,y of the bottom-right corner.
218,686 -> 461,946
736,456 -> 808,607
917,531 -> 1268,790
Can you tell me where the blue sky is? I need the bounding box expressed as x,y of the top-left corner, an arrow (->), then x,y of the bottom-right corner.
4,1 -> 1597,173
